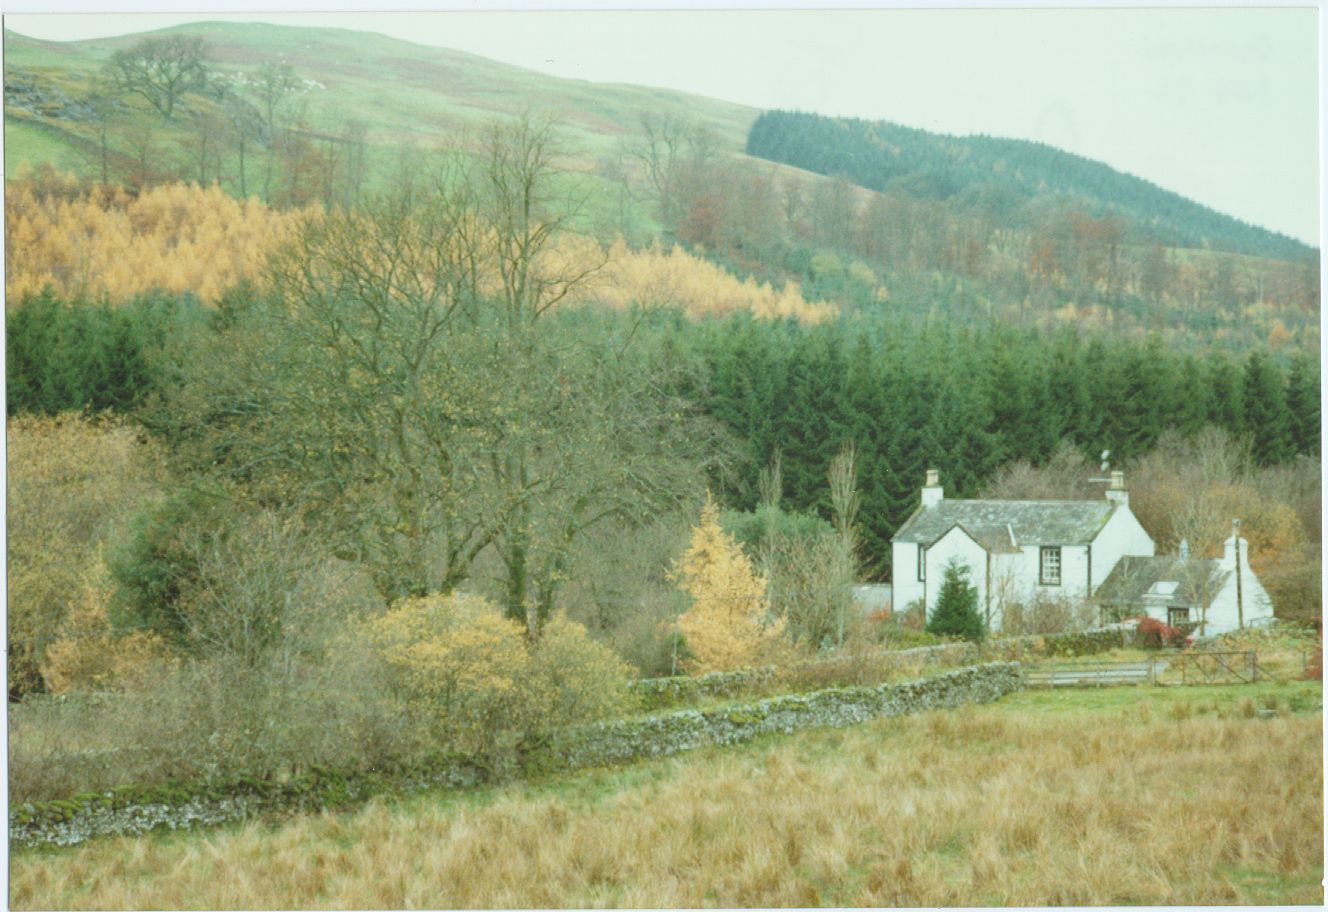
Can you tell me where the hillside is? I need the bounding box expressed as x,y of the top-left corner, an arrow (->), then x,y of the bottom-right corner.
4,22 -> 757,168
746,109 -> 1314,262
3,20 -> 1319,355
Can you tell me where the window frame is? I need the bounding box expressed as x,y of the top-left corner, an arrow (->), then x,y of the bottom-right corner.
1039,545 -> 1062,586
917,544 -> 926,582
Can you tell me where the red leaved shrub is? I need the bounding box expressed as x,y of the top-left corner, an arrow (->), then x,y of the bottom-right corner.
1133,616 -> 1183,649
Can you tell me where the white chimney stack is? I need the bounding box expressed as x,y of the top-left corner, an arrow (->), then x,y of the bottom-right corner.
1105,470 -> 1128,506
1222,530 -> 1250,570
921,468 -> 943,508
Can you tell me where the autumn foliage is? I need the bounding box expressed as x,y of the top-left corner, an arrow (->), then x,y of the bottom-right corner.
364,592 -> 631,756
40,557 -> 171,694
366,593 -> 533,753
5,175 -> 304,305
672,495 -> 787,674
6,173 -> 833,326
587,238 -> 836,323
1133,616 -> 1185,649
6,413 -> 165,696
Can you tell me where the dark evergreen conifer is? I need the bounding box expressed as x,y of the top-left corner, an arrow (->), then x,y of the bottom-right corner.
926,558 -> 985,642
1241,350 -> 1293,465
1285,354 -> 1320,457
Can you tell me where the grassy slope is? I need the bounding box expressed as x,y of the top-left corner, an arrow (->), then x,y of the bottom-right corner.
5,117 -> 89,175
10,681 -> 1322,908
4,22 -> 757,168
3,22 -> 764,242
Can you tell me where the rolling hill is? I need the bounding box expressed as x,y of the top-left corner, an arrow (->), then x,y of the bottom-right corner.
746,109 -> 1314,262
4,22 -> 757,168
3,19 -> 1319,355
6,21 -> 1314,262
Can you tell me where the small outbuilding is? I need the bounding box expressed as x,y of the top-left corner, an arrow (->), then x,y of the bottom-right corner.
1093,534 -> 1274,635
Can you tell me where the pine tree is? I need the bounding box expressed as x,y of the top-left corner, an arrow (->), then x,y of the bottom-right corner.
1172,354 -> 1214,436
926,558 -> 985,642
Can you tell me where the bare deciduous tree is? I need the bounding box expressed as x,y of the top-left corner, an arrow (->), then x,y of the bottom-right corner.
828,442 -> 861,648
156,116 -> 719,636
106,35 -> 210,121
626,111 -> 718,232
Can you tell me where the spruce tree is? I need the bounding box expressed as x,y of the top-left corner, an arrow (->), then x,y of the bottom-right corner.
1241,350 -> 1293,466
1206,358 -> 1243,434
1285,354 -> 1320,457
926,558 -> 985,642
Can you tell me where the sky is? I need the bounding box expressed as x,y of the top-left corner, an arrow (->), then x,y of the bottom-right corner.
4,3 -> 1321,245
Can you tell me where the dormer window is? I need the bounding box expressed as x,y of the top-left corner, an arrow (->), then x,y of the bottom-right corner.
1040,546 -> 1062,585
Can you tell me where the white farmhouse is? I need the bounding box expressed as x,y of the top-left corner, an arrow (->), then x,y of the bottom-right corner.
890,468 -> 1155,630
1093,533 -> 1274,635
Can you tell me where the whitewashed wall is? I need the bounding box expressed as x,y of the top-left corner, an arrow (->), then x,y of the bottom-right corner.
891,541 -> 925,612
923,528 -> 988,619
988,544 -> 1090,627
1089,505 -> 1156,589
1204,539 -> 1275,634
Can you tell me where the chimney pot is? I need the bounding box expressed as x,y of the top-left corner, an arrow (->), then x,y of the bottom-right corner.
1105,470 -> 1129,506
921,468 -> 943,508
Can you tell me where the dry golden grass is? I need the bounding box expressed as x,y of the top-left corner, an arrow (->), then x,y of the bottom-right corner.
11,685 -> 1322,909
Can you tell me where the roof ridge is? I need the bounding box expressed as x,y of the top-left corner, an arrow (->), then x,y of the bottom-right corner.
937,497 -> 1109,507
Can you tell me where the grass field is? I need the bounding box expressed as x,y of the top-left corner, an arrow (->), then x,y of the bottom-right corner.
10,680 -> 1321,909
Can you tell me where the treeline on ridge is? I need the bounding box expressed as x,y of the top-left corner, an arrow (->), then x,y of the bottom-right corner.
745,109 -> 1314,261
626,112 -> 1317,355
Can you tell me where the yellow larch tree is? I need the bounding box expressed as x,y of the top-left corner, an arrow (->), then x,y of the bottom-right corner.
671,493 -> 786,674
555,237 -> 837,324
7,413 -> 166,695
5,176 -> 305,306
40,554 -> 172,695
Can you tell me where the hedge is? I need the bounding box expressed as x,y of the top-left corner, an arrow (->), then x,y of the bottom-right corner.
11,662 -> 1022,850
1041,628 -> 1128,658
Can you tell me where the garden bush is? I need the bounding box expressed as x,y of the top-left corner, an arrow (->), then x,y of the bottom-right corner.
1134,617 -> 1182,649
1041,628 -> 1129,658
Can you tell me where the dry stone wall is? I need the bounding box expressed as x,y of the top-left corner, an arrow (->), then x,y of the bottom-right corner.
13,662 -> 1022,850
546,662 -> 1022,770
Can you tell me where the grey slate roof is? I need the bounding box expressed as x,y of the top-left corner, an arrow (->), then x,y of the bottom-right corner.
1094,555 -> 1230,606
893,499 -> 1116,548
944,522 -> 1019,554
